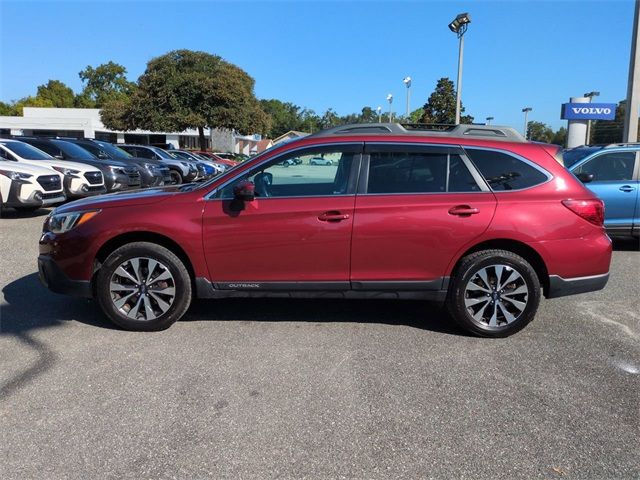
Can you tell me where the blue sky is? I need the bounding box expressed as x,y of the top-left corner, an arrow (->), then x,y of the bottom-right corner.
0,0 -> 634,131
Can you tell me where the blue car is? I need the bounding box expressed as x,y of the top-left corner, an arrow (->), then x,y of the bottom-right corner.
569,145 -> 639,237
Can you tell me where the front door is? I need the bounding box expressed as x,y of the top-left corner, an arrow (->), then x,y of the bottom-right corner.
573,151 -> 639,234
202,144 -> 362,287
350,143 -> 497,287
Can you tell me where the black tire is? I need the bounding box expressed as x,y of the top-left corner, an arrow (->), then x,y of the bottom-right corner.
96,242 -> 192,331
169,170 -> 183,185
446,249 -> 541,338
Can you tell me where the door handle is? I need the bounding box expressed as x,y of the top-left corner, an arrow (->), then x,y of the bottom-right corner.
448,205 -> 480,216
619,185 -> 636,192
318,211 -> 350,222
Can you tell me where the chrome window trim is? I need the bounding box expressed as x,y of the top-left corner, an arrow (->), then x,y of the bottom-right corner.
462,145 -> 554,192
204,142 -> 364,200
361,141 -> 490,194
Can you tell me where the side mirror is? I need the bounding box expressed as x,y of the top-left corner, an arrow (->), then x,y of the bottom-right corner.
576,172 -> 594,183
233,180 -> 255,201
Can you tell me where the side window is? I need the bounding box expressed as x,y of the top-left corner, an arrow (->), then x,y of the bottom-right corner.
366,148 -> 480,194
0,147 -> 14,160
465,148 -> 549,191
574,152 -> 636,182
218,147 -> 358,198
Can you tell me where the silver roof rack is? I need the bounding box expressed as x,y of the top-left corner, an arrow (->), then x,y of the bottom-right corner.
309,123 -> 527,142
604,142 -> 640,148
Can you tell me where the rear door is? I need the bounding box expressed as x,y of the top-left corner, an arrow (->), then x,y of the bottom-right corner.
572,151 -> 639,235
350,143 -> 497,288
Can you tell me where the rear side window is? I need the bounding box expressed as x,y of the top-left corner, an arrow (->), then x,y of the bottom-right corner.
367,149 -> 480,194
465,148 -> 549,191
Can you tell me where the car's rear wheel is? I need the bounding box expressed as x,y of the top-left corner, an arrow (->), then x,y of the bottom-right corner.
96,242 -> 192,331
446,249 -> 541,337
169,170 -> 183,185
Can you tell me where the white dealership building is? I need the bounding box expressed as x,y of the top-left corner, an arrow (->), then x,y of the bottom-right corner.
0,107 -> 263,154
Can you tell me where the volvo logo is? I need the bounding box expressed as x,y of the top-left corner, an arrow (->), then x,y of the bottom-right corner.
571,107 -> 612,115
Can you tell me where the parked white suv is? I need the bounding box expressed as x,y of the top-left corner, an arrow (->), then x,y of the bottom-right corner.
0,139 -> 105,199
0,160 -> 65,215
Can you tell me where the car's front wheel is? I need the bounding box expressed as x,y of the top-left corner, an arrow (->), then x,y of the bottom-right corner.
446,249 -> 541,337
96,242 -> 192,331
169,170 -> 183,185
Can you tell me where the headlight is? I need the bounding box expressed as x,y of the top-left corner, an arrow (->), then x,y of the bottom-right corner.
108,165 -> 125,174
0,170 -> 33,180
47,210 -> 101,234
52,166 -> 80,176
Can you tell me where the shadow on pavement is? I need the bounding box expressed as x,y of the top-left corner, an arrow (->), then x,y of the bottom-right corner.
2,273 -> 462,336
611,236 -> 639,252
0,207 -> 53,219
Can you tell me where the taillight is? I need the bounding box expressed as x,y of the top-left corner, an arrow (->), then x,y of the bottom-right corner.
562,199 -> 605,226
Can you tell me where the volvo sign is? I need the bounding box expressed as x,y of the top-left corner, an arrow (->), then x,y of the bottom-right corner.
561,102 -> 616,120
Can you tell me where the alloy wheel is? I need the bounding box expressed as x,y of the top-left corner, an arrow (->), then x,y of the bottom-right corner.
463,264 -> 529,328
109,257 -> 176,321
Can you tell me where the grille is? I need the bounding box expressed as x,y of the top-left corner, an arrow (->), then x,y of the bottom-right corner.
41,192 -> 63,200
37,175 -> 62,192
127,171 -> 141,186
84,171 -> 103,185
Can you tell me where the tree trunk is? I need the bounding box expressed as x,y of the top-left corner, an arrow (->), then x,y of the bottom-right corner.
198,126 -> 207,151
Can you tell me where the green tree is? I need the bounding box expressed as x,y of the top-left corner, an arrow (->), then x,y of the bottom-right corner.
35,80 -> 75,108
78,61 -> 136,108
591,101 -> 627,145
418,77 -> 473,124
526,121 -> 554,142
259,99 -> 302,138
551,126 -> 567,147
102,50 -> 269,150
0,101 -> 18,116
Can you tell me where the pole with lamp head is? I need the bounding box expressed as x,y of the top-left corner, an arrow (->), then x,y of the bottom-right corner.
387,94 -> 394,122
403,77 -> 412,118
522,107 -> 532,138
449,13 -> 471,125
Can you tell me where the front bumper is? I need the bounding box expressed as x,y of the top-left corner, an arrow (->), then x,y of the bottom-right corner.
4,181 -> 66,208
104,171 -> 141,192
38,254 -> 92,298
64,175 -> 107,198
547,273 -> 610,299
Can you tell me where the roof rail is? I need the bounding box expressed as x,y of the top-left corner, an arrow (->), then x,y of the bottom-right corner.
604,142 -> 640,148
309,123 -> 526,142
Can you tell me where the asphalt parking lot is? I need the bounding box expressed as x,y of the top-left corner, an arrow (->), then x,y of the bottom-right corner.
0,209 -> 638,479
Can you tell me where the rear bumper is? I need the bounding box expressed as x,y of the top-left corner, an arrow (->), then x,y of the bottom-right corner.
546,273 -> 609,299
38,254 -> 92,298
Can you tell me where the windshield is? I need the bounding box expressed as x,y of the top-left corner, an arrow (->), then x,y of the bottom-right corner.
0,141 -> 53,160
52,140 -> 98,159
94,141 -> 133,160
563,147 -> 602,168
150,146 -> 174,160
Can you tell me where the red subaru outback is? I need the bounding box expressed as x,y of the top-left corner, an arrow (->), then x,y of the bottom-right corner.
38,124 -> 612,337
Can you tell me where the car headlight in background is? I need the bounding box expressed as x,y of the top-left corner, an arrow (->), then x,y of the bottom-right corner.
144,163 -> 160,173
108,165 -> 126,175
52,166 -> 81,176
0,170 -> 33,181
47,210 -> 101,234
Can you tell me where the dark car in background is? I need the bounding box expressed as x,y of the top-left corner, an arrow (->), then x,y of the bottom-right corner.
63,138 -> 171,187
17,137 -> 141,193
119,144 -> 198,184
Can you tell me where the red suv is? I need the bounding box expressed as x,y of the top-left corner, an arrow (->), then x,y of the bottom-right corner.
38,124 -> 612,337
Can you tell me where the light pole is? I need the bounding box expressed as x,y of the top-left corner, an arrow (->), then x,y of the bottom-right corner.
584,91 -> 600,145
376,106 -> 382,123
624,0 -> 640,142
522,107 -> 532,138
403,76 -> 412,117
449,12 -> 471,125
387,94 -> 394,122
486,116 -> 494,125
